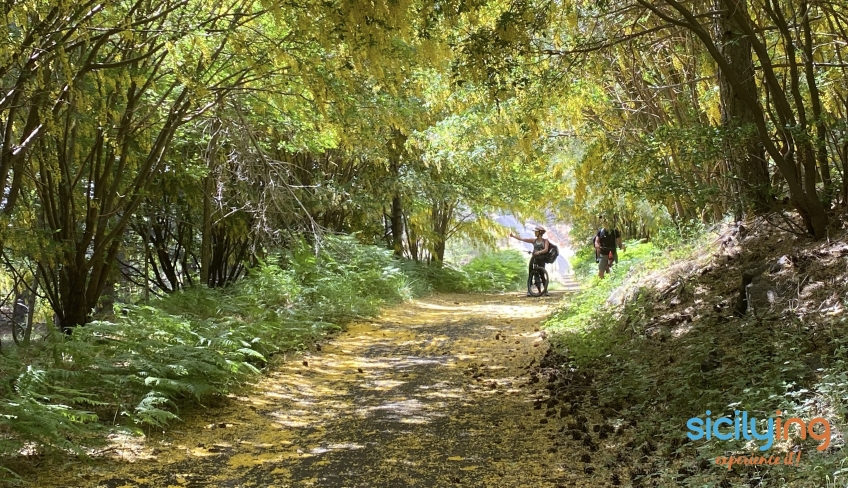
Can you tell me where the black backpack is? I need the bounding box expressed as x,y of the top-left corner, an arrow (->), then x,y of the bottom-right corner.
597,228 -> 617,252
541,243 -> 559,263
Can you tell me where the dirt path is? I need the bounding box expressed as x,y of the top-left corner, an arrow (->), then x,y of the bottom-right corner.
29,292 -> 588,488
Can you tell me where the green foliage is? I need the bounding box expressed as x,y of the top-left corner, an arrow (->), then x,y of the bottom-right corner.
399,260 -> 471,295
0,355 -> 104,457
0,236 -> 407,457
290,235 -> 413,322
400,250 -> 526,294
547,240 -> 658,363
462,250 -> 526,292
652,218 -> 709,250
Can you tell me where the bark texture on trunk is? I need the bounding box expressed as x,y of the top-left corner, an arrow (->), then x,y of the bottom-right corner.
716,0 -> 771,213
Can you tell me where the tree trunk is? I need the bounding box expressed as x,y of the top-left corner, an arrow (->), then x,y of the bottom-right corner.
403,212 -> 420,262
640,0 -> 829,236
12,271 -> 38,346
390,194 -> 404,257
800,0 -> 832,207
200,119 -> 221,287
841,140 -> 848,206
58,266 -> 91,333
24,274 -> 38,344
430,201 -> 454,263
387,130 -> 407,258
716,0 -> 770,213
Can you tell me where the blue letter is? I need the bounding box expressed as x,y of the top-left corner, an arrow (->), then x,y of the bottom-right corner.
687,417 -> 705,440
750,418 -> 774,451
714,417 -> 733,440
705,410 -> 712,440
742,411 -> 751,440
734,410 -> 741,438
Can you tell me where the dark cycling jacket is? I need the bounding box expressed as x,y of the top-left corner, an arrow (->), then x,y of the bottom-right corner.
597,228 -> 620,253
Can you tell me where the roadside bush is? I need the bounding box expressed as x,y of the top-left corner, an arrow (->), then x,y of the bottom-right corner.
463,250 -> 525,292
399,260 -> 470,294
652,218 -> 707,250
399,250 -> 526,294
546,240 -> 655,359
0,235 -> 407,459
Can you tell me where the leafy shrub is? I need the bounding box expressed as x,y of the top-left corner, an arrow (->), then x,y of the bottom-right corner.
571,245 -> 599,278
545,240 -> 655,361
0,352 -> 104,458
463,250 -> 526,292
0,235 -> 409,459
290,235 -> 412,321
652,218 -> 707,250
398,250 -> 526,294
399,260 -> 471,294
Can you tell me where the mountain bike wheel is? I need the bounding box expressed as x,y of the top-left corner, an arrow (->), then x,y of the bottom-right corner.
527,268 -> 548,297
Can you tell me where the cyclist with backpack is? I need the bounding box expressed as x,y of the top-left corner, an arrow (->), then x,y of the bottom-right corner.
594,216 -> 625,279
509,226 -> 556,295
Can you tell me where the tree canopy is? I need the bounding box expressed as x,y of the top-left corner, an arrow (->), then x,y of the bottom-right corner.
1,0 -> 847,331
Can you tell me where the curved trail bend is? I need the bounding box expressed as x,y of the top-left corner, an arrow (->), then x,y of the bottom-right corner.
36,291 -> 588,488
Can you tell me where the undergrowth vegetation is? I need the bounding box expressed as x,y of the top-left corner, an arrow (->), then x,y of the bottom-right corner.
557,241 -> 663,360
400,249 -> 526,294
0,237 -> 523,466
545,220 -> 848,487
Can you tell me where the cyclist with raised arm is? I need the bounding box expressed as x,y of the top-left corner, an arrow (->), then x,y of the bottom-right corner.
509,226 -> 550,296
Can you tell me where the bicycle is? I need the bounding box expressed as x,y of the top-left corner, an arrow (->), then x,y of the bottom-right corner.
526,252 -> 549,297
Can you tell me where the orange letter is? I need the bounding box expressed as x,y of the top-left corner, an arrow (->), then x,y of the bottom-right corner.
782,418 -> 807,440
725,456 -> 737,471
808,417 -> 831,451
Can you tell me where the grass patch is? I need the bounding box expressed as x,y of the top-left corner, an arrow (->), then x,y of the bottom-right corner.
546,240 -> 660,361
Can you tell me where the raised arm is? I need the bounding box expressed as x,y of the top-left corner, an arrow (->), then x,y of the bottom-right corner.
509,233 -> 535,244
